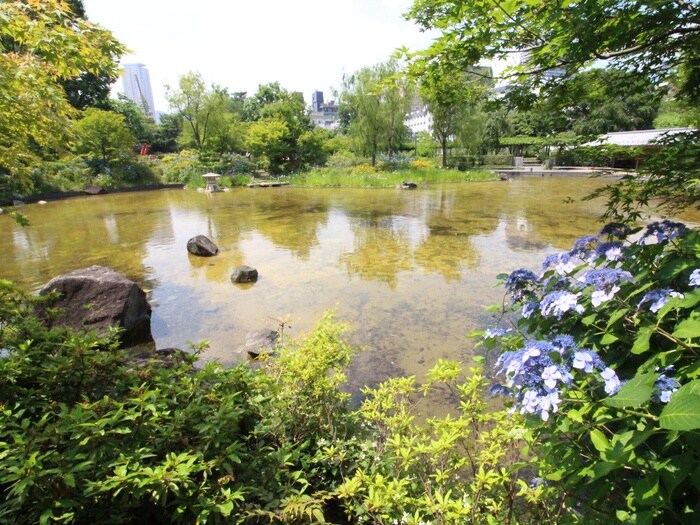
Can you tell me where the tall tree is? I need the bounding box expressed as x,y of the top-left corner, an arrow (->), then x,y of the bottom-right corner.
0,0 -> 126,184
419,66 -> 490,167
165,72 -> 221,151
340,61 -> 411,166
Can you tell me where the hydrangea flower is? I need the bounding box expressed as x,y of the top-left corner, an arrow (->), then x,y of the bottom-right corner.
594,241 -> 624,261
540,291 -> 584,318
505,269 -> 538,302
690,269 -> 700,288
653,375 -> 681,403
484,327 -> 511,339
583,268 -> 633,306
600,367 -> 621,395
638,289 -> 684,313
493,337 -> 619,421
572,350 -> 604,373
640,220 -> 688,245
600,222 -> 632,239
542,252 -> 577,276
522,301 -> 540,318
568,235 -> 600,261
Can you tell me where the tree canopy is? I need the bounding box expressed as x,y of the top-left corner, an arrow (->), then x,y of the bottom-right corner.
0,0 -> 125,183
406,0 -> 700,107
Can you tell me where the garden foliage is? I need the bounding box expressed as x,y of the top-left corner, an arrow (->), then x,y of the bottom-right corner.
478,220 -> 700,523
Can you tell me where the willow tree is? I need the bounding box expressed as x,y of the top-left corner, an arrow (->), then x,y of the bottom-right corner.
340,61 -> 411,166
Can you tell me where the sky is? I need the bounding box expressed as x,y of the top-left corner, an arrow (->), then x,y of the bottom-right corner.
81,0 -> 438,114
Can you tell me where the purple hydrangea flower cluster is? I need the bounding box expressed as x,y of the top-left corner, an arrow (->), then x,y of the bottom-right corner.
539,290 -> 584,318
583,268 -> 634,307
653,375 -> 681,403
493,338 -> 620,421
638,289 -> 684,313
504,269 -> 538,302
599,222 -> 632,239
640,220 -> 688,245
690,269 -> 700,288
484,328 -> 511,339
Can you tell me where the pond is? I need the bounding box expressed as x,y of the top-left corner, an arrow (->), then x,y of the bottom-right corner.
1,175 -> 682,392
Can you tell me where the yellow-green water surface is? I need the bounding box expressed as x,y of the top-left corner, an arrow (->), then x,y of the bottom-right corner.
2,176 -> 676,391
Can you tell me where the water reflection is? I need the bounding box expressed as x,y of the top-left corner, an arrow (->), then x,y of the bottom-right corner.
6,176 -> 690,389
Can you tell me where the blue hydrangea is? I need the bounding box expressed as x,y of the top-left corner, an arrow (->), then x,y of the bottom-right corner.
571,350 -> 604,373
640,220 -> 688,245
584,269 -> 633,307
569,235 -> 599,261
584,269 -> 634,289
505,269 -> 538,302
542,252 -> 577,276
638,289 -> 684,313
600,222 -> 632,239
540,291 -> 584,318
594,241 -> 625,262
484,328 -> 511,339
522,301 -> 540,318
690,269 -> 700,288
653,375 -> 681,403
600,367 -> 621,395
551,335 -> 577,354
493,339 -> 619,422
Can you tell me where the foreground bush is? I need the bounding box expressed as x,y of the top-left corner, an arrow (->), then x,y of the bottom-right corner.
0,286 -> 357,524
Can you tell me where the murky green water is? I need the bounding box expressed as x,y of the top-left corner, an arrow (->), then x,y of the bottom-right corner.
3,176 -> 693,391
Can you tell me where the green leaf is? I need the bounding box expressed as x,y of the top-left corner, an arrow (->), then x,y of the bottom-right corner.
600,332 -> 619,345
216,500 -> 234,516
673,317 -> 700,339
659,393 -> 700,430
631,326 -> 653,355
605,372 -> 657,408
590,428 -> 610,452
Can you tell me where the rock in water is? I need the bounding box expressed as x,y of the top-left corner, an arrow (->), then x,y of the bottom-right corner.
238,329 -> 279,358
37,265 -> 153,347
230,265 -> 258,283
187,235 -> 219,256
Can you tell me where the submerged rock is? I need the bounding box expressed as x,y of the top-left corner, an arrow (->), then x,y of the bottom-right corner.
37,265 -> 153,347
187,235 -> 219,256
238,329 -> 279,358
231,265 -> 258,283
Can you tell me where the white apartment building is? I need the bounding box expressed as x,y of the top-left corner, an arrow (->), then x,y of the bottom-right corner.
120,63 -> 157,121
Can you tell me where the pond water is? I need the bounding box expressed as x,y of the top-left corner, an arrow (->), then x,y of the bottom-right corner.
2,176 -> 687,393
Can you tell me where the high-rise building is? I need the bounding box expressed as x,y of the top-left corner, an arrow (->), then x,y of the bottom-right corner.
120,63 -> 157,120
311,90 -> 324,112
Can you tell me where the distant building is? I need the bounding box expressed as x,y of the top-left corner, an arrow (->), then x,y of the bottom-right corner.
120,63 -> 157,121
405,99 -> 433,137
312,90 -> 324,112
310,90 -> 339,130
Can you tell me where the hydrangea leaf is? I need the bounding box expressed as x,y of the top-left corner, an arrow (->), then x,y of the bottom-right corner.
590,428 -> 610,453
605,373 -> 657,408
672,316 -> 700,339
631,327 -> 654,355
659,393 -> 700,430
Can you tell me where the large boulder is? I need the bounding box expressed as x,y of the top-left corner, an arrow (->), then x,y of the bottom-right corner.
187,235 -> 219,257
37,266 -> 153,347
230,265 -> 258,283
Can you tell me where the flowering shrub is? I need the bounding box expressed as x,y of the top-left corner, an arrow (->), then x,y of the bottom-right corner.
409,158 -> 434,170
478,220 -> 700,523
351,163 -> 379,176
